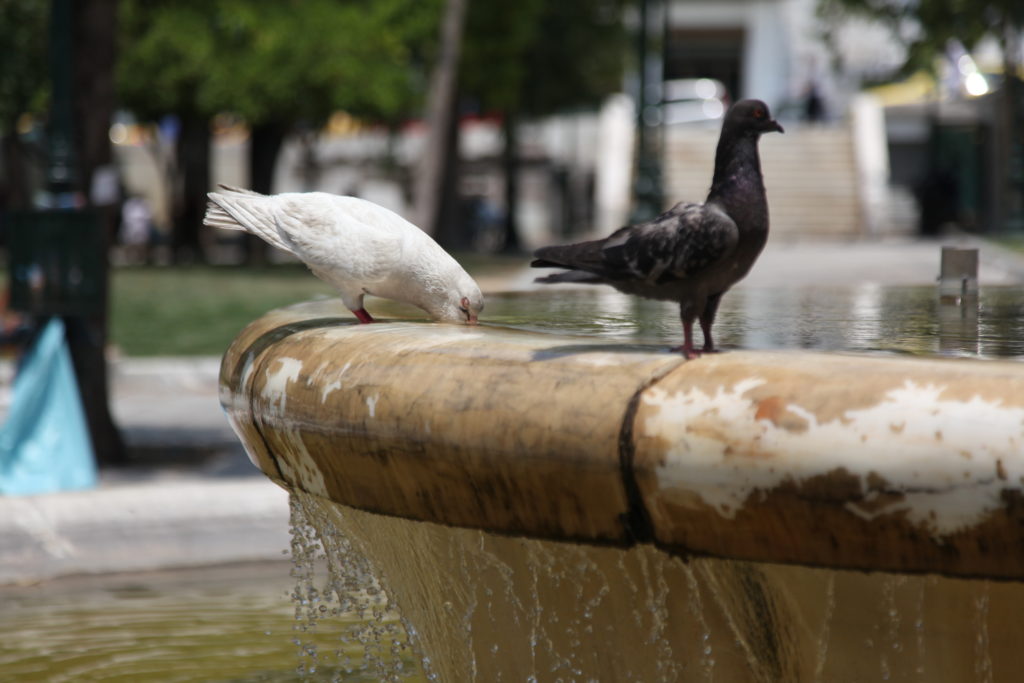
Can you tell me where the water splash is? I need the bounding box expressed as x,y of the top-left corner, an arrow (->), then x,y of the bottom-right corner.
812,572 -> 836,682
288,496 -> 324,677
697,562 -> 788,683
681,561 -> 715,681
878,575 -> 906,681
974,583 -> 993,683
287,492 -> 425,681
912,578 -> 927,677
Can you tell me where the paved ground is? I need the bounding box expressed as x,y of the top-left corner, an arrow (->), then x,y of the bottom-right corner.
1,356 -> 291,585
741,234 -> 1024,287
1,236 -> 1023,585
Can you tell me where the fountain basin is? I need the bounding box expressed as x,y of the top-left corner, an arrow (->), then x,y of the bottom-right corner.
220,300 -> 1024,581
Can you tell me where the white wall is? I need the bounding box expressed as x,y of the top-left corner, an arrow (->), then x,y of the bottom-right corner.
667,0 -> 791,110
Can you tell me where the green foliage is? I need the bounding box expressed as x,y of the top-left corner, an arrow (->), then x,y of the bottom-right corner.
117,0 -> 627,127
118,0 -> 443,126
519,0 -> 629,115
117,1 -> 217,119
460,0 -> 628,116
818,0 -> 1024,77
459,0 -> 545,112
0,0 -> 48,129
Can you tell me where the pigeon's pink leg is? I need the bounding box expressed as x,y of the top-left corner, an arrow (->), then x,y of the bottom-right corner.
670,319 -> 701,359
699,293 -> 722,353
698,318 -> 718,353
353,308 -> 375,324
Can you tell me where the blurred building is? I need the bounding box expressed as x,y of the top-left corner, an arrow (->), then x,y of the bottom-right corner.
660,0 -> 1022,237
665,0 -> 835,117
657,0 -> 910,240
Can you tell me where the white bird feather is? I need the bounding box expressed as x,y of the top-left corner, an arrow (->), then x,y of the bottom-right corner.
204,186 -> 484,324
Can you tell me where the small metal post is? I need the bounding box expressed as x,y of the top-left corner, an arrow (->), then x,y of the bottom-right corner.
938,247 -> 978,302
630,0 -> 664,223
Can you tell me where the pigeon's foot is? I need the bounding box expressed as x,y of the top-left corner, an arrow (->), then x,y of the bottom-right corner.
353,308 -> 375,324
669,344 -> 702,360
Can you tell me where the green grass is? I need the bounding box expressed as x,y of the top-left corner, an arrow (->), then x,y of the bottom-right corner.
110,264 -> 336,356
107,253 -> 527,356
990,234 -> 1024,254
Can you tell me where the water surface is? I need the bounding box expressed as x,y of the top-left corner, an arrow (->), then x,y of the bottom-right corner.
477,285 -> 1024,359
0,562 -> 422,682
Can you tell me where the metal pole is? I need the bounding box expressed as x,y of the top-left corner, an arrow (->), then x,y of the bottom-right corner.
630,0 -> 664,223
46,0 -> 77,204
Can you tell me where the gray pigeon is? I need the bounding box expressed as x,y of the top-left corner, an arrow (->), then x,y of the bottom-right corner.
531,99 -> 783,358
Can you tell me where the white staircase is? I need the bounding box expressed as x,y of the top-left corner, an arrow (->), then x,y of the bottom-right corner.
664,124 -> 866,238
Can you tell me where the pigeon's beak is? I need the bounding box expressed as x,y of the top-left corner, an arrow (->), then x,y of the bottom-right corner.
769,119 -> 784,134
467,314 -> 479,325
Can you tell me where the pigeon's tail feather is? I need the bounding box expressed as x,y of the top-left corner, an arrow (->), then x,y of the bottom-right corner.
203,202 -> 245,231
532,240 -> 606,273
534,269 -> 604,285
216,184 -> 263,196
204,190 -> 295,255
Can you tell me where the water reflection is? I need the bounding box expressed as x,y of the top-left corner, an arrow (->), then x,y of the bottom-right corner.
480,285 -> 1024,359
938,294 -> 980,356
0,562 -> 422,682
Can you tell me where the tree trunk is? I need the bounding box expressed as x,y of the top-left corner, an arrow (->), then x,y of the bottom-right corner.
173,113 -> 210,262
69,0 -> 125,466
243,122 -> 289,263
64,313 -> 124,465
249,122 -> 287,195
72,0 -> 117,206
413,0 -> 468,235
0,131 -> 34,212
500,112 -> 522,253
435,88 -> 465,249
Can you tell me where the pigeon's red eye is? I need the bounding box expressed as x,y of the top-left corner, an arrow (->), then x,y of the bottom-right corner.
754,108 -> 765,119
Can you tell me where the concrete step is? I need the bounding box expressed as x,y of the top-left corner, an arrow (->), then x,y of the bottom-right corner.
664,125 -> 863,237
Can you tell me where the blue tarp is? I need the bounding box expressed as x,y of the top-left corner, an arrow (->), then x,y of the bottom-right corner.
0,317 -> 97,495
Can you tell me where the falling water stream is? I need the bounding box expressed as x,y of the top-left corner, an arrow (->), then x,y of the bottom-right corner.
286,494 -> 426,682
285,490 -> 1024,682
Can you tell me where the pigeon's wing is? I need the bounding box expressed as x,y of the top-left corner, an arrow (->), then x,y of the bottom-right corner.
272,195 -> 404,281
599,202 -> 739,283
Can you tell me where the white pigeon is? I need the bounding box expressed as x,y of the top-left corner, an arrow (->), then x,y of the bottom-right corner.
204,186 -> 484,324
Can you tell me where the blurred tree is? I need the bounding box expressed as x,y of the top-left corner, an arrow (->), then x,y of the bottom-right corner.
818,0 -> 1022,77
413,0 -> 467,243
0,0 -> 125,464
118,0 -> 219,261
70,0 -> 125,465
205,0 -> 441,260
458,0 -> 628,252
0,0 -> 49,212
73,0 -> 118,212
119,0 -> 441,262
117,0 -> 627,257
